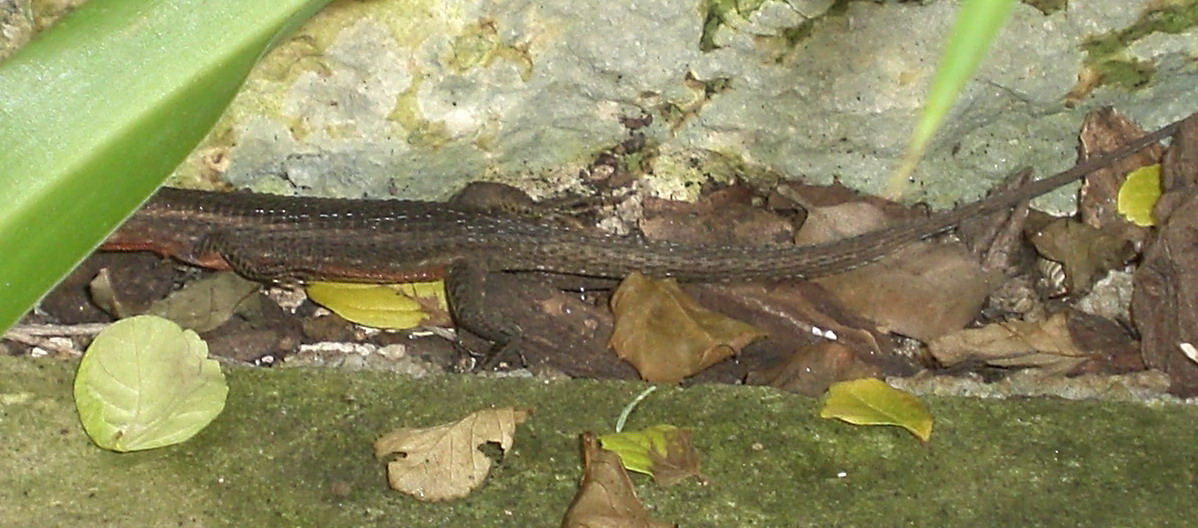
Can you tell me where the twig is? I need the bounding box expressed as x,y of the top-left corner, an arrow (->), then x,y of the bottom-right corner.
1,322 -> 111,357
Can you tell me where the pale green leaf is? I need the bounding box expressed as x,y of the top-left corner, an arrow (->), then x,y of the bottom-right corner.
74,315 -> 228,452
306,281 -> 448,329
820,378 -> 933,442
1117,164 -> 1162,227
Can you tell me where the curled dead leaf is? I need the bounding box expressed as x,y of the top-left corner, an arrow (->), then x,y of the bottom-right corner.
1133,112 -> 1198,396
928,311 -> 1090,375
814,243 -> 989,342
609,272 -> 765,383
783,179 -> 990,342
1028,218 -> 1134,295
562,432 -> 677,528
373,407 -> 530,501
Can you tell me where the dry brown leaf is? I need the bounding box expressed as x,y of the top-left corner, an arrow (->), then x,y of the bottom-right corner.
561,432 -> 677,528
928,312 -> 1091,374
373,407 -> 530,501
1066,310 -> 1144,375
683,281 -> 920,381
814,243 -> 989,342
779,182 -> 913,245
644,427 -> 706,487
609,272 -> 765,383
1028,218 -> 1134,295
747,341 -> 882,397
640,186 -> 794,246
783,180 -> 991,342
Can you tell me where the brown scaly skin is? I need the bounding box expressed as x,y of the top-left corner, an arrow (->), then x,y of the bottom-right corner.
104,117 -> 1183,284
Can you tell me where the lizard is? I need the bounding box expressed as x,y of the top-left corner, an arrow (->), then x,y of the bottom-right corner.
101,116 -> 1185,360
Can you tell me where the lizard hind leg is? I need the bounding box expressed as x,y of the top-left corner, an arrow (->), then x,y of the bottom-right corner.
445,260 -> 632,378
445,260 -> 527,370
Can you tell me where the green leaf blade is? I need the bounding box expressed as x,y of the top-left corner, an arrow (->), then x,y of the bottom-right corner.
889,0 -> 1018,195
0,0 -> 333,333
74,315 -> 228,452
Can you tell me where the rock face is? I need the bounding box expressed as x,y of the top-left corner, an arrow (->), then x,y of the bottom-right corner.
125,1 -> 1194,204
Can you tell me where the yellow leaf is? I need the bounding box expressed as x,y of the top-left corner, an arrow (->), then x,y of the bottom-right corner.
306,280 -> 447,329
820,378 -> 933,442
599,425 -> 704,487
1117,164 -> 1161,227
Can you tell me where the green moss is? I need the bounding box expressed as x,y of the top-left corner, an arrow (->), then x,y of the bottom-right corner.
446,19 -> 533,81
1024,0 -> 1068,16
386,74 -> 454,150
5,356 -> 1198,527
1080,0 -> 1198,92
657,74 -> 733,131
699,0 -> 740,52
